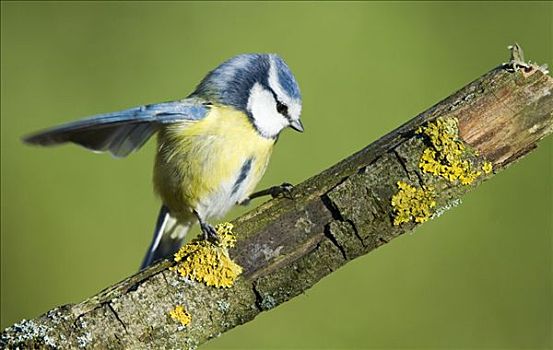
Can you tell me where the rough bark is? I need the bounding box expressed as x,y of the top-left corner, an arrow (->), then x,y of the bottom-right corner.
2,53 -> 552,350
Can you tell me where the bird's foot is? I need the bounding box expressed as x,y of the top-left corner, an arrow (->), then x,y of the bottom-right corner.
200,221 -> 220,244
239,182 -> 295,205
268,182 -> 294,199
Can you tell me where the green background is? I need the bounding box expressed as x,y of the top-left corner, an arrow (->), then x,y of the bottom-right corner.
1,1 -> 551,348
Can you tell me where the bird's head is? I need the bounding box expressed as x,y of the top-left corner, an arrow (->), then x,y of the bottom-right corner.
192,54 -> 303,139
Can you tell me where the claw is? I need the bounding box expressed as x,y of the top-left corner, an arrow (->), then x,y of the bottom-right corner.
194,209 -> 220,244
200,222 -> 220,243
271,182 -> 294,199
240,182 -> 296,204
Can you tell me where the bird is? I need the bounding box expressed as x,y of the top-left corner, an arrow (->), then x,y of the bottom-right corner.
23,53 -> 303,269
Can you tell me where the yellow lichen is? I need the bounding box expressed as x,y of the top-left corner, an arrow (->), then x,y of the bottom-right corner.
482,161 -> 493,174
169,305 -> 191,327
417,117 -> 483,185
391,181 -> 436,226
171,222 -> 242,288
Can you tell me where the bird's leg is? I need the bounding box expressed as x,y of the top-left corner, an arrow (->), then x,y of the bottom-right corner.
193,210 -> 219,243
240,182 -> 294,206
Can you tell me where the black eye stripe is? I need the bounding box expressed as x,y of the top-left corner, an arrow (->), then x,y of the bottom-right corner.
276,100 -> 289,116
268,87 -> 290,119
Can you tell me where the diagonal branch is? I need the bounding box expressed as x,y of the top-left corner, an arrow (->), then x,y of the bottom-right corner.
2,48 -> 552,349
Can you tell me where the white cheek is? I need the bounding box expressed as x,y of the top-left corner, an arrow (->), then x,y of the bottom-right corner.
247,83 -> 288,138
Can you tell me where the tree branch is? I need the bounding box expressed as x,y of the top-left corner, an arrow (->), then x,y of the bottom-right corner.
2,50 -> 552,349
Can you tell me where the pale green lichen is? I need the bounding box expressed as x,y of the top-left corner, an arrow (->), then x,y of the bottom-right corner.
169,305 -> 192,327
417,117 -> 484,185
391,181 -> 436,226
171,222 -> 243,288
216,300 -> 230,313
431,198 -> 462,220
259,294 -> 277,310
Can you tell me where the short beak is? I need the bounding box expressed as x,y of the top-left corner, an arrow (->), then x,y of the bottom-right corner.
290,119 -> 304,133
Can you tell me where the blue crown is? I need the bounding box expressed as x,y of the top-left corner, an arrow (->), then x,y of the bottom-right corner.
192,54 -> 301,112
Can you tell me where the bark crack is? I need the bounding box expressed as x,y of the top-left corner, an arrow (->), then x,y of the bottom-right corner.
252,281 -> 264,312
393,149 -> 425,187
323,223 -> 348,260
345,219 -> 366,248
107,303 -> 128,334
320,194 -> 344,222
321,194 -> 366,249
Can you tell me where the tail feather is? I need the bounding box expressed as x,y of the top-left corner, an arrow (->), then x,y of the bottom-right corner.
140,206 -> 192,270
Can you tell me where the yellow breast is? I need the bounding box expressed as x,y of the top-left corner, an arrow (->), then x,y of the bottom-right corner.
154,105 -> 275,221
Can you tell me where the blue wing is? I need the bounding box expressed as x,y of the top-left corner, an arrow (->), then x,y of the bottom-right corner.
23,98 -> 209,157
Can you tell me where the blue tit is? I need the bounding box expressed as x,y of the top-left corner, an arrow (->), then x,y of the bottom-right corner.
24,54 -> 304,269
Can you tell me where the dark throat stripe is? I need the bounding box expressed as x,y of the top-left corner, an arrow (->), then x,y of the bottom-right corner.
231,157 -> 253,195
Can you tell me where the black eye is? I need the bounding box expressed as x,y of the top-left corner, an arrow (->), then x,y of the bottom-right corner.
276,100 -> 289,116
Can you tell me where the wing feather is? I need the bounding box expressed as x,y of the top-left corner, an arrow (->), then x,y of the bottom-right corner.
23,98 -> 209,157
